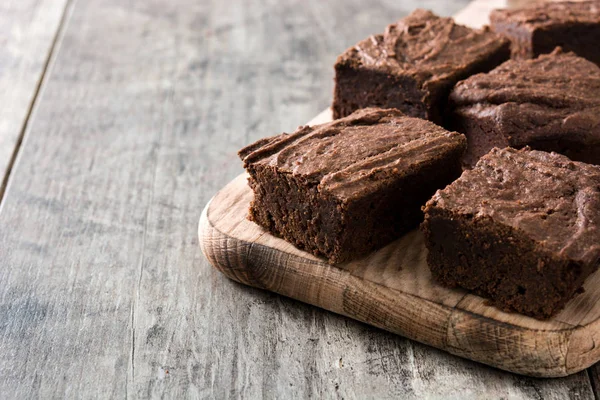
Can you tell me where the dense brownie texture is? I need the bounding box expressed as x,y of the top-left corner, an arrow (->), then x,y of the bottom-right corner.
239,108 -> 466,264
490,1 -> 600,65
422,147 -> 600,319
332,9 -> 510,123
449,49 -> 600,167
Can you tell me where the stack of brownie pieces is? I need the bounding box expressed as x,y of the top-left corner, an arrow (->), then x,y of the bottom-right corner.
239,2 -> 600,319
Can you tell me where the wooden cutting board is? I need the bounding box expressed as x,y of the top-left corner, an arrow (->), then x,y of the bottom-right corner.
198,0 -> 600,378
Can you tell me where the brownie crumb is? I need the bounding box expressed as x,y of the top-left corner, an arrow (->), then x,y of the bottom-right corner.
491,1 -> 600,66
422,147 -> 600,319
332,9 -> 510,123
449,48 -> 600,167
240,107 -> 466,264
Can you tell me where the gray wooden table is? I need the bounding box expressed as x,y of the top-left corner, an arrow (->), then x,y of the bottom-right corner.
1,0 -> 600,398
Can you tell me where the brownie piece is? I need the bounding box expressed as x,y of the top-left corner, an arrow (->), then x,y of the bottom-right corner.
239,108 -> 466,264
449,48 -> 600,167
332,9 -> 510,124
422,147 -> 600,319
490,1 -> 600,65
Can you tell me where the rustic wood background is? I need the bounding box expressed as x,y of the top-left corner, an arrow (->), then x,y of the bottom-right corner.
1,0 -> 599,398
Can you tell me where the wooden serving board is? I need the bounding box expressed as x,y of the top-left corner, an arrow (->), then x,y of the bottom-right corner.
198,0 -> 600,378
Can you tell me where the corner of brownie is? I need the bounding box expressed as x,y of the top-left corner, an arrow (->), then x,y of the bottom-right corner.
239,107 -> 466,264
422,147 -> 600,319
332,9 -> 510,123
448,48 -> 600,167
490,0 -> 600,65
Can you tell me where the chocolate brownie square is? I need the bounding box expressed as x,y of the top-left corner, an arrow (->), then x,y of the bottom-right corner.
490,1 -> 600,66
449,48 -> 600,167
239,108 -> 466,264
332,9 -> 510,124
422,147 -> 600,319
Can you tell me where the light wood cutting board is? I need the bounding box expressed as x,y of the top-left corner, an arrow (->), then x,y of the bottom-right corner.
198,0 -> 600,378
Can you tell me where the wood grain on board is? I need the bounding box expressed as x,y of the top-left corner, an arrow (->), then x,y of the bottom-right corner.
199,169 -> 600,377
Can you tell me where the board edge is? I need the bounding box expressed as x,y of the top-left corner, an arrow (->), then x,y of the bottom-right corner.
198,190 -> 600,377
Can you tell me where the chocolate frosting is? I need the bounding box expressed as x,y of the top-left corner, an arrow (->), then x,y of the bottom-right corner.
239,108 -> 466,200
450,49 -> 600,147
491,1 -> 600,28
336,9 -> 508,91
430,147 -> 600,264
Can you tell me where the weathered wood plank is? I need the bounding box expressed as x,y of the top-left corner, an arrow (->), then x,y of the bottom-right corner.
587,366 -> 600,399
0,0 -> 595,398
0,0 -> 70,196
